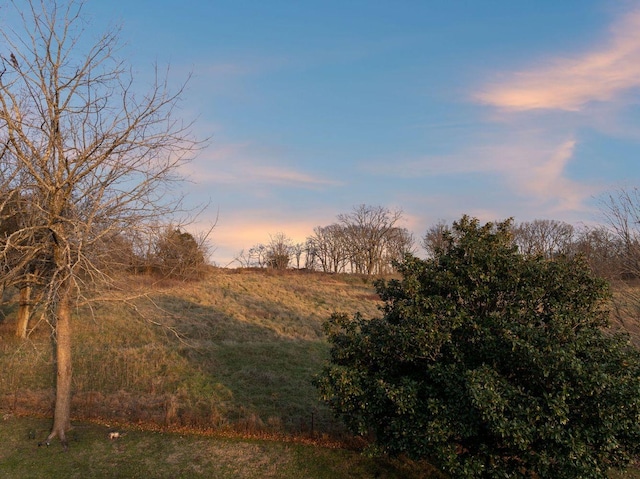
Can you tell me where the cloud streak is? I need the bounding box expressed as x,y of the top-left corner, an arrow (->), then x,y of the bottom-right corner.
183,142 -> 342,190
476,9 -> 640,111
438,7 -> 640,217
206,207 -> 337,267
248,166 -> 342,188
367,131 -> 597,215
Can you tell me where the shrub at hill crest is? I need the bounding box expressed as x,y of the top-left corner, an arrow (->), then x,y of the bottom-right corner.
316,215 -> 640,478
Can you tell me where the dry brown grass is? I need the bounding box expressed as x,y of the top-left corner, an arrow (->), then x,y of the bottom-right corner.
3,269 -> 640,477
4,268 -> 640,438
0,268 -> 383,439
609,280 -> 640,346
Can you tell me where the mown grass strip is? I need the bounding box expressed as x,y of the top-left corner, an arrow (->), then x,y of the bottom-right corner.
0,416 -> 442,479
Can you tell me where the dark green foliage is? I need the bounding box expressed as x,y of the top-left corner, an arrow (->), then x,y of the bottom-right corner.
316,215 -> 640,478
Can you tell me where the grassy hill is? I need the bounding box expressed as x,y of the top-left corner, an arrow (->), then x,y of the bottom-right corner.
0,268 -> 383,438
2,268 -> 640,478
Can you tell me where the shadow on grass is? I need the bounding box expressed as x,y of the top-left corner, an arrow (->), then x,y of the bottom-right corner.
152,294 -> 344,437
0,291 -> 347,441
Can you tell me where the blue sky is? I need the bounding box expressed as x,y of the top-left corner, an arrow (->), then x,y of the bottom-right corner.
85,1 -> 640,266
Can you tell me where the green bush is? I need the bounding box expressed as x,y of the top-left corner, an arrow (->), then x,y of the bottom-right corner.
316,215 -> 640,478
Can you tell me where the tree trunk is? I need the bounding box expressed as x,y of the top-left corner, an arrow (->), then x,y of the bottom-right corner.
15,285 -> 31,338
47,285 -> 72,448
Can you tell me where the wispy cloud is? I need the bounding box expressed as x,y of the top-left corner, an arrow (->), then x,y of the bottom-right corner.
248,166 -> 342,188
527,139 -> 575,198
364,6 -> 639,223
476,9 -> 640,111
367,130 -> 597,215
205,208 -> 336,267
507,138 -> 596,213
437,7 -> 640,217
182,142 -> 342,190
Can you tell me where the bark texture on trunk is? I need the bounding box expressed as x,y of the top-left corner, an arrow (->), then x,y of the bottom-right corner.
47,286 -> 72,449
15,285 -> 31,338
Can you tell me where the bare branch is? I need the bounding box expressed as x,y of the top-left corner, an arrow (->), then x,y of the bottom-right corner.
0,0 -> 205,445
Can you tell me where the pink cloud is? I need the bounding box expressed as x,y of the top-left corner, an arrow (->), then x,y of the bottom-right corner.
476,9 -> 640,111
518,139 -> 593,212
368,133 -> 596,214
206,209 -> 335,267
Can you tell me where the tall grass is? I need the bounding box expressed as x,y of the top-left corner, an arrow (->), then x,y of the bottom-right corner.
0,268 -> 382,437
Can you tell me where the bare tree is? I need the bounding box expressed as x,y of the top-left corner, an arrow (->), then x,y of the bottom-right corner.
601,188 -> 640,279
573,225 -> 623,280
265,232 -> 293,270
233,248 -> 252,268
303,238 -> 318,270
338,205 -> 407,275
0,0 -> 199,446
291,242 -> 305,269
422,220 -> 451,258
382,226 -> 415,272
248,243 -> 268,268
307,224 -> 349,273
512,219 -> 575,259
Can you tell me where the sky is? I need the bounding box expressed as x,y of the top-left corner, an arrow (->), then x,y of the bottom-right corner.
59,1 -> 640,265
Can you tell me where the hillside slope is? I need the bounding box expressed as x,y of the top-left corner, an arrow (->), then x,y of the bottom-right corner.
0,268 -> 382,437
2,268 -> 638,441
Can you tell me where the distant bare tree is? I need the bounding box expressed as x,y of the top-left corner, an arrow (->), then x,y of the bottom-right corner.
573,225 -> 623,280
338,205 -> 407,275
601,188 -> 640,280
266,232 -> 293,270
307,224 -> 349,273
291,242 -> 305,269
422,220 -> 451,258
0,0 -> 200,446
512,219 -> 575,258
248,243 -> 268,268
382,227 -> 415,272
303,238 -> 318,270
233,249 -> 252,268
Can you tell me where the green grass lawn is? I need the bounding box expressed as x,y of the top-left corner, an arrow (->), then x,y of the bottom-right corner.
2,417 -> 639,479
0,416 -> 442,479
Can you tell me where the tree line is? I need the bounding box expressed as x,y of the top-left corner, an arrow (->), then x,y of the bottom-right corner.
234,190 -> 640,286
235,205 -> 414,274
425,218 -> 624,281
